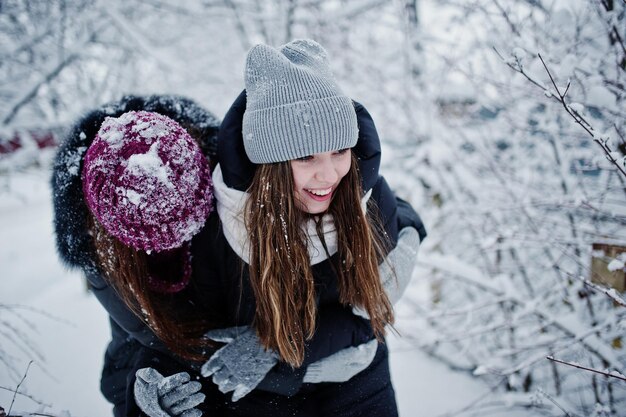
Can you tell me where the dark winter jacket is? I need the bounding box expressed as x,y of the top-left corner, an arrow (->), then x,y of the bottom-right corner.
193,91 -> 427,395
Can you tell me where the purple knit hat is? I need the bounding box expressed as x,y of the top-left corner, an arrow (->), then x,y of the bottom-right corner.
82,111 -> 213,253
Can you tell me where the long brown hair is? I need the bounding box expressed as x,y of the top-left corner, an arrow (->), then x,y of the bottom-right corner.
245,152 -> 394,367
89,214 -> 213,361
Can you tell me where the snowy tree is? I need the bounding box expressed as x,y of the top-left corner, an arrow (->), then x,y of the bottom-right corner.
0,0 -> 245,170
392,1 -> 626,415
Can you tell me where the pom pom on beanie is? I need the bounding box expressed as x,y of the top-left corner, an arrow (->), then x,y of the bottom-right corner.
82,111 -> 213,252
242,39 -> 358,163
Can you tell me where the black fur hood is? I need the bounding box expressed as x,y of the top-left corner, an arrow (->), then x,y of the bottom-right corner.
51,95 -> 220,275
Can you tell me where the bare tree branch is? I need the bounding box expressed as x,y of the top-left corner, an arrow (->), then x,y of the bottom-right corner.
491,0 -> 521,37
547,356 -> 626,382
8,361 -> 33,416
222,0 -> 252,51
0,385 -> 49,408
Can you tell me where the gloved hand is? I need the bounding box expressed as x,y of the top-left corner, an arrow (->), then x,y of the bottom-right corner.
134,368 -> 205,417
201,326 -> 279,402
303,338 -> 378,383
354,226 -> 420,319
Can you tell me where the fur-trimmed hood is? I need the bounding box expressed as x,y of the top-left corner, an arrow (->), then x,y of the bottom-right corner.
51,95 -> 220,275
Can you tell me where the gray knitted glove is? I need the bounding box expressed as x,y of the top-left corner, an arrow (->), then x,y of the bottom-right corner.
303,339 -> 378,383
353,226 -> 420,319
134,368 -> 205,417
201,326 -> 279,402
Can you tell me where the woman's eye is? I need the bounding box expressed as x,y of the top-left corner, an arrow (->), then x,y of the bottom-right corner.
296,155 -> 313,161
334,149 -> 349,155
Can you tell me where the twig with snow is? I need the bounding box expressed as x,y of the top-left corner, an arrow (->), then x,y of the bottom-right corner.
576,275 -> 626,308
493,47 -> 626,178
546,356 -> 626,382
424,298 -> 509,318
476,312 -> 625,378
551,266 -> 626,308
435,376 -> 507,417
614,123 -> 626,144
420,255 -> 625,371
490,0 -> 520,37
436,385 -> 564,417
535,388 -> 578,417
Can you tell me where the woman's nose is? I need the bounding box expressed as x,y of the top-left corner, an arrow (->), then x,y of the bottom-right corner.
314,158 -> 339,184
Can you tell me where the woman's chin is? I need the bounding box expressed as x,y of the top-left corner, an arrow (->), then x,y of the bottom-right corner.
298,199 -> 331,214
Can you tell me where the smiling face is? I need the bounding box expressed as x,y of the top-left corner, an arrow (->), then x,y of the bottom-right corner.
289,149 -> 352,214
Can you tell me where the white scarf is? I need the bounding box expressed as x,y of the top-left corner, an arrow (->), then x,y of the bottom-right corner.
212,164 -> 371,265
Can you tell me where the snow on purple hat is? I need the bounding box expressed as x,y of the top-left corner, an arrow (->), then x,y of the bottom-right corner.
82,111 -> 213,253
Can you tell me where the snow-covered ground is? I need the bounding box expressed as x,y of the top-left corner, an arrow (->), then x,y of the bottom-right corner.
1,165 -> 487,416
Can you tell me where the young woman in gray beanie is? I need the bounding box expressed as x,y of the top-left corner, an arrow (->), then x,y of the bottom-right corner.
191,39 -> 427,416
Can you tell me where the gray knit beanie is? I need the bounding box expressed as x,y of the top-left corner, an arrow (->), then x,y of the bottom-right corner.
242,39 -> 358,164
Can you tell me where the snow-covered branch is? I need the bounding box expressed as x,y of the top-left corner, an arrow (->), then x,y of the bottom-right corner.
572,273 -> 626,308
493,47 -> 626,178
1,54 -> 79,126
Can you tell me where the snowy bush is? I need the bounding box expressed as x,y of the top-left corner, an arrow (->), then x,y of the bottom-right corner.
392,1 -> 626,415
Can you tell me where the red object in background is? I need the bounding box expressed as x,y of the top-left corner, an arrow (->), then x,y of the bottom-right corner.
0,130 -> 58,154
0,132 -> 22,154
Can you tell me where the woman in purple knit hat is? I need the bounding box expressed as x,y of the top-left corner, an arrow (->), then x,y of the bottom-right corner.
52,96 -> 233,416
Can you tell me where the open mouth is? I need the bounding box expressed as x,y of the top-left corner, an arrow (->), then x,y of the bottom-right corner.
305,187 -> 333,201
